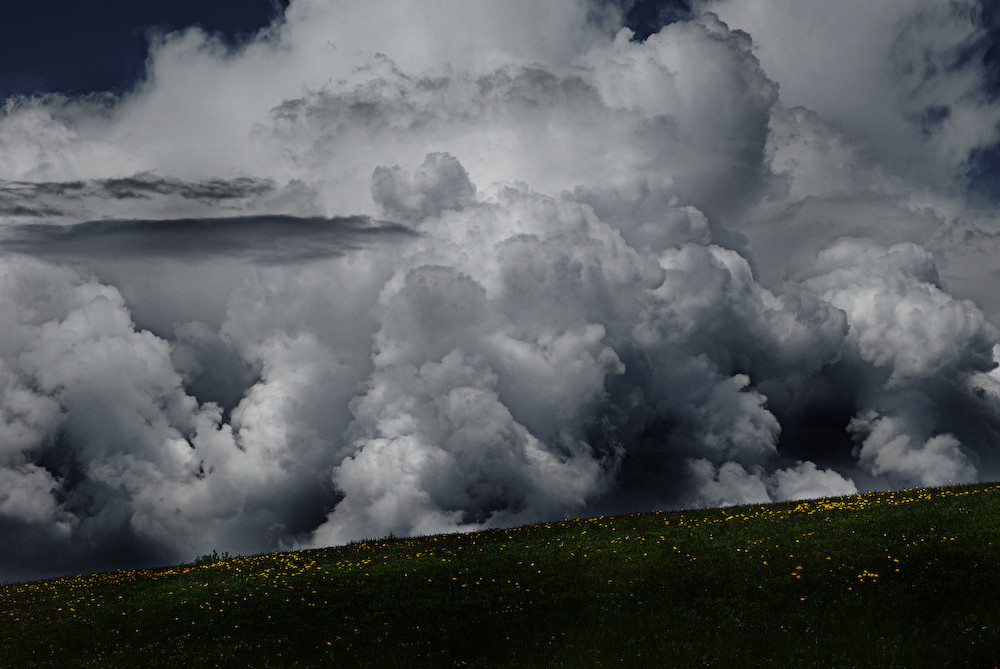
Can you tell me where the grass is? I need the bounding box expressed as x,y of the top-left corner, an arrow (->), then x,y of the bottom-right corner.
3,482 -> 1000,667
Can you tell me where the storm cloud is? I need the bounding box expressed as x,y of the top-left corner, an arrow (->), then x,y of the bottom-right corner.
1,0 -> 1000,580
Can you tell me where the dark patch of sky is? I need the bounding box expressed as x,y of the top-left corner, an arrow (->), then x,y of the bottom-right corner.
616,0 -> 693,40
0,0 -> 289,101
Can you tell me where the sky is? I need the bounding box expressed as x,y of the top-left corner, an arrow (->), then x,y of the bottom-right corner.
2,0 -> 1000,581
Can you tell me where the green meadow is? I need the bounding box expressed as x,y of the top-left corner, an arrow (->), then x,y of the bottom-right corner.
3,482 -> 1000,667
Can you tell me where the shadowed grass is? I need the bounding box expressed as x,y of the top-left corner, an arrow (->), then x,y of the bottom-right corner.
3,482 -> 1000,666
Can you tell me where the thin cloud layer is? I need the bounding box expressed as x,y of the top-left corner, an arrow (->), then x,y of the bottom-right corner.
3,215 -> 413,263
1,0 -> 999,579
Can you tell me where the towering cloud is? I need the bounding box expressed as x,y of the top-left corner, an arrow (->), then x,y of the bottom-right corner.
0,0 -> 998,579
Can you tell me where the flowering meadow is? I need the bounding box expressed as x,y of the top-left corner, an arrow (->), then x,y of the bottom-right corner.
3,482 -> 1000,666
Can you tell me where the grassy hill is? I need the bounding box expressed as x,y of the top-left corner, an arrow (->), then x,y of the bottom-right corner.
3,482 -> 1000,667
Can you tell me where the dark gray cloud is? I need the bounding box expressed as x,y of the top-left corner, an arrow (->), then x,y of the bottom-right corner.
2,214 -> 415,263
0,174 -> 275,219
98,174 -> 275,202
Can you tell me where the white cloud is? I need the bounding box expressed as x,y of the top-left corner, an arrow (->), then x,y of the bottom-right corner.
805,239 -> 997,385
769,460 -> 858,501
849,407 -> 977,487
700,0 -> 1000,189
3,1 -> 1000,577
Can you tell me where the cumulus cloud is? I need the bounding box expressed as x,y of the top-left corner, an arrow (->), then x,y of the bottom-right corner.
1,0 -> 1000,579
700,0 -> 1000,190
805,240 -> 997,382
848,406 -> 976,487
371,153 -> 477,223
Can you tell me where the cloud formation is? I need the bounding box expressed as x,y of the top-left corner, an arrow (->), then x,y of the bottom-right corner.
1,0 -> 1000,579
3,214 -> 413,263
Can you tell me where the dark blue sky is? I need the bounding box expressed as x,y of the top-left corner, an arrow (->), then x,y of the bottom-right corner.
0,0 -> 289,101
